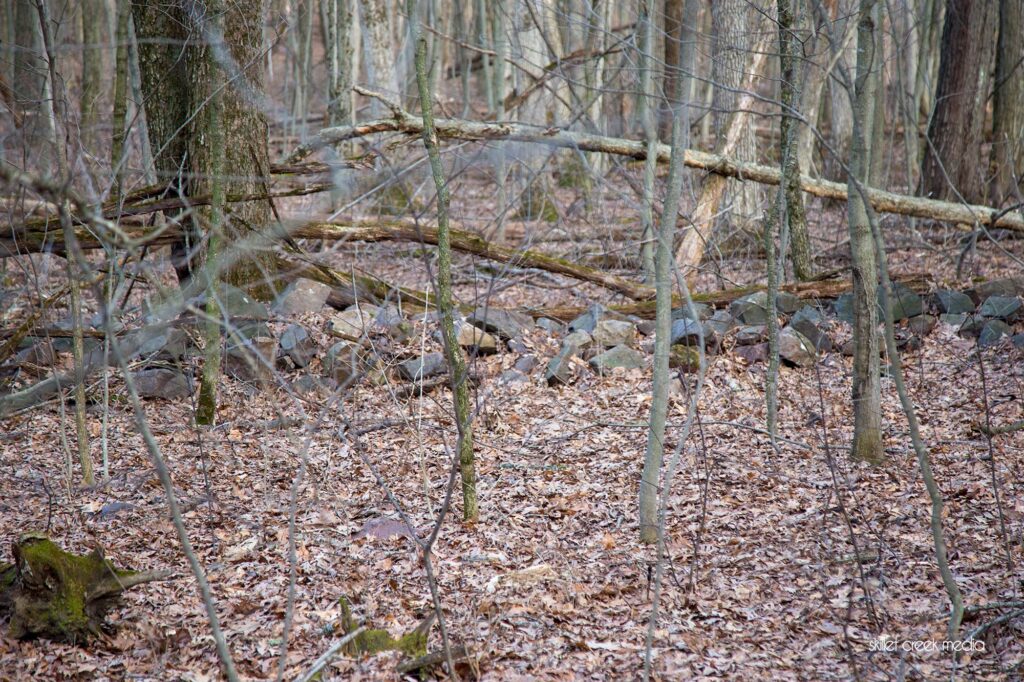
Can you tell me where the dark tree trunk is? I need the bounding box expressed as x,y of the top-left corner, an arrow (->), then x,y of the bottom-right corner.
921,0 -> 997,203
989,0 -> 1024,207
660,0 -> 683,139
131,0 -> 275,297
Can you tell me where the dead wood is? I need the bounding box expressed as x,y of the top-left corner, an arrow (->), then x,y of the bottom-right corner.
0,534 -> 171,642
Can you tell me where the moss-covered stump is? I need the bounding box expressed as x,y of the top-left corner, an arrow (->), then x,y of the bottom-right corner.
0,534 -> 171,643
335,595 -> 432,659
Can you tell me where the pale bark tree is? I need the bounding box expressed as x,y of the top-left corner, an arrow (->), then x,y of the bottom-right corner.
710,0 -> 760,229
360,0 -> 400,114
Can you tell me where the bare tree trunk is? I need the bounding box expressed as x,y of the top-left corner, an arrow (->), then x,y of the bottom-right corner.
409,3 -> 478,523
675,38 -> 770,284
13,0 -> 52,168
989,0 -> 1024,208
921,0 -> 997,203
80,0 -> 106,155
639,4 -> 688,545
778,0 -> 813,281
110,0 -> 130,197
35,0 -> 94,484
196,1 -> 226,428
360,0 -> 400,113
639,1 -> 658,282
848,0 -> 882,465
710,0 -> 759,229
660,0 -> 683,140
187,0 -> 277,297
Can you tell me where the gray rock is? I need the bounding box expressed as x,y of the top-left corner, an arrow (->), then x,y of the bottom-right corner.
398,352 -> 446,381
327,306 -> 375,341
589,344 -> 645,373
506,338 -> 529,353
734,342 -> 768,364
957,315 -> 986,338
881,281 -> 923,320
273,278 -> 331,315
735,325 -> 767,346
535,317 -> 564,334
789,307 -> 832,352
1011,333 -> 1024,349
939,313 -> 969,327
323,341 -> 367,385
455,322 -> 498,355
779,327 -> 816,367
592,319 -> 636,348
234,320 -> 272,341
775,292 -> 803,315
966,277 -> 1024,304
978,320 -> 1012,347
791,305 -> 825,325
833,293 -> 854,324
636,320 -> 657,336
563,330 -> 593,350
224,336 -> 277,384
545,343 -> 581,386
907,314 -> 937,337
467,307 -> 533,340
932,290 -> 975,314
514,354 -> 538,373
215,283 -> 271,321
671,302 -> 712,321
500,369 -> 530,384
670,318 -> 706,347
729,292 -> 769,325
374,305 -> 405,328
568,305 -> 604,334
132,368 -> 192,399
705,310 -> 736,347
978,295 -> 1022,322
279,324 -> 317,368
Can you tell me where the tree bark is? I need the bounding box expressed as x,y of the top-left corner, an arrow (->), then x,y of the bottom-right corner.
989,0 -> 1024,208
849,0 -> 882,465
80,0 -> 106,155
778,0 -> 813,281
710,0 -> 760,228
921,0 -> 998,203
675,38 -> 770,285
409,2 -> 478,523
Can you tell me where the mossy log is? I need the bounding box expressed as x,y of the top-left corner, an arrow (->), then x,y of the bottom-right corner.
0,534 -> 171,642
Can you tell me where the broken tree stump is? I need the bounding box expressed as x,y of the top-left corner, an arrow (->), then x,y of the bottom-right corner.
0,534 -> 171,642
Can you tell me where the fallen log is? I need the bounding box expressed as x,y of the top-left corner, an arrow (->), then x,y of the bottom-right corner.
289,220 -> 655,300
0,534 -> 171,642
287,106 -> 1024,234
530,271 -> 931,321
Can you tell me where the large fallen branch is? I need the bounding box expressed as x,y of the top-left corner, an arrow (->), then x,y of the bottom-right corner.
531,271 -> 931,321
288,221 -> 655,300
287,106 -> 1024,234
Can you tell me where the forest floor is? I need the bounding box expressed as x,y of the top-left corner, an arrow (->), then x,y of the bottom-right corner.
2,178 -> 1024,680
